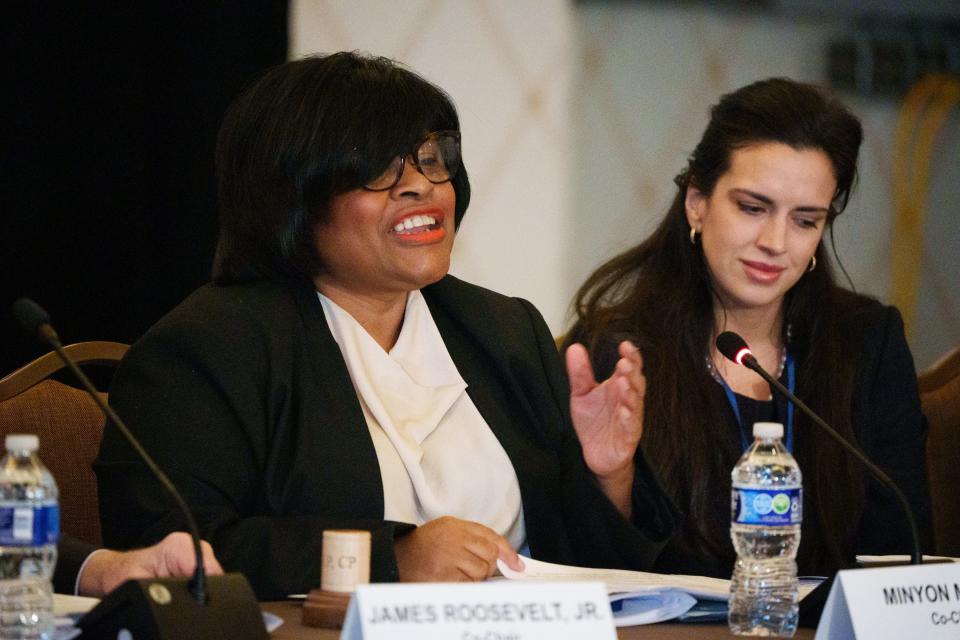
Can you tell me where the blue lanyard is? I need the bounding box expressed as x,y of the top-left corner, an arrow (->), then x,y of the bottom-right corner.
717,354 -> 795,452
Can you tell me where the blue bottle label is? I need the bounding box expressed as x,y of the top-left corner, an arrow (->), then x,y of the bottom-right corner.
732,487 -> 802,526
0,503 -> 60,546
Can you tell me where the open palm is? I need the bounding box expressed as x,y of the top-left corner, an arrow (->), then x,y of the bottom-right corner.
566,341 -> 645,478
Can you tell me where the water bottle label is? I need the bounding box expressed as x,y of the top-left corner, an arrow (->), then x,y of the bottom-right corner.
732,487 -> 802,526
0,503 -> 60,546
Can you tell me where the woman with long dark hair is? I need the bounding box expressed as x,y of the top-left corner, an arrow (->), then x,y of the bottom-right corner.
566,78 -> 929,578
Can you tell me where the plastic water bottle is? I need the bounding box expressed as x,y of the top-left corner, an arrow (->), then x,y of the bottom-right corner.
0,434 -> 59,640
729,422 -> 802,637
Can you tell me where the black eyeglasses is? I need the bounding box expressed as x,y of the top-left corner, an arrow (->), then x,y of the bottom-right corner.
364,131 -> 461,191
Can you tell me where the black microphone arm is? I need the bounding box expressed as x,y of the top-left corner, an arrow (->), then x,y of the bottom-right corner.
13,297 -> 267,639
12,297 -> 208,601
715,330 -> 923,566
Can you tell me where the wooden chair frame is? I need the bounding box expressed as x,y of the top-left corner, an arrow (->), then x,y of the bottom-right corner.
0,341 -> 129,546
918,344 -> 960,557
919,345 -> 960,394
0,341 -> 129,401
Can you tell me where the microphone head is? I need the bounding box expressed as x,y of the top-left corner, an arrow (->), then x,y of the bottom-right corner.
12,298 -> 52,338
716,331 -> 753,366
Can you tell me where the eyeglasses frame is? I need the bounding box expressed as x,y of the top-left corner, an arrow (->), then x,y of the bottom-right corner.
363,130 -> 461,192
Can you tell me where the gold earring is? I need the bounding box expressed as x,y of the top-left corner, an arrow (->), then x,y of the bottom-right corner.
690,226 -> 698,245
808,256 -> 817,272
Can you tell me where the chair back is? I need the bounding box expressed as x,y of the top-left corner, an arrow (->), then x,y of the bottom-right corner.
0,342 -> 129,547
919,345 -> 960,394
919,345 -> 960,557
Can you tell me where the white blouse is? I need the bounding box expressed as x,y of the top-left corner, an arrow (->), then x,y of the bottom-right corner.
318,290 -> 526,550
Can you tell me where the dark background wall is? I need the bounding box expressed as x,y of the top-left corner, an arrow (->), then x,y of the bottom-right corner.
1,3 -> 288,373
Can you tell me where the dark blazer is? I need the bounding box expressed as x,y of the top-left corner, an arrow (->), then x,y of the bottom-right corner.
54,534 -> 97,594
95,276 -> 675,599
571,299 -> 930,577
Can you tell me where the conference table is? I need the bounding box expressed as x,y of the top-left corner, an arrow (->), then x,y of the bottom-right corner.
262,601 -> 816,639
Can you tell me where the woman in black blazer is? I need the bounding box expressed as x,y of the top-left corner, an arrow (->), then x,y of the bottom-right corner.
566,78 -> 930,579
95,52 -> 675,600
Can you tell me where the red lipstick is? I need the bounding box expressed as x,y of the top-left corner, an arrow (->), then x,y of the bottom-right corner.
390,208 -> 446,245
741,259 -> 785,284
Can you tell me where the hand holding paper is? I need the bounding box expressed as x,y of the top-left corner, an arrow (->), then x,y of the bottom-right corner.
394,516 -> 522,582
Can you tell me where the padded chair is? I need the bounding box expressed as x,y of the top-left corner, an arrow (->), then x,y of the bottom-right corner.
0,341 -> 129,547
919,345 -> 960,557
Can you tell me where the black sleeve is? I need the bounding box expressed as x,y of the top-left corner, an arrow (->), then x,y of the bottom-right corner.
55,533 -> 97,594
95,305 -> 412,600
853,306 -> 931,555
518,300 -> 675,570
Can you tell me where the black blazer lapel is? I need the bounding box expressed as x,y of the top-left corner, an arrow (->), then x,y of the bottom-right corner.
423,276 -> 577,561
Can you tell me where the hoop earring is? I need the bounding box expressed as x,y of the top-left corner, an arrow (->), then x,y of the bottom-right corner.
689,227 -> 698,245
808,256 -> 817,272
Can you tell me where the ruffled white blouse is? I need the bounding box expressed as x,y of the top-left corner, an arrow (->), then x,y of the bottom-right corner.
318,290 -> 526,550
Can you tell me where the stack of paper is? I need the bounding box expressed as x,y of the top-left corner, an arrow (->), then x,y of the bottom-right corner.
498,555 -> 817,626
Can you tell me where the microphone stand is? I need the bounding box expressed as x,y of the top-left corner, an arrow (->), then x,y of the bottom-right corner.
36,324 -> 209,601
715,331 -> 926,628
738,354 -> 922,566
14,298 -> 267,640
714,331 -> 923,564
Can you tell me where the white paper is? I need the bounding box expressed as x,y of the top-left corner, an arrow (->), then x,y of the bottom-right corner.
497,555 -> 818,626
856,554 -> 958,566
262,611 -> 284,633
498,555 -> 730,599
52,594 -> 99,640
53,594 -> 99,616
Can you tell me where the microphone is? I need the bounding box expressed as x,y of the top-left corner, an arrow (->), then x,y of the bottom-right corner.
12,298 -> 57,344
715,330 -> 923,566
13,298 -> 267,639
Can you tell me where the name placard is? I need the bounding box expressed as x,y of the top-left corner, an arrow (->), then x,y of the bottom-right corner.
340,581 -> 616,640
816,562 -> 960,639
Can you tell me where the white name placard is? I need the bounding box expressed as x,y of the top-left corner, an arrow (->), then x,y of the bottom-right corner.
340,581 -> 616,640
816,561 -> 960,639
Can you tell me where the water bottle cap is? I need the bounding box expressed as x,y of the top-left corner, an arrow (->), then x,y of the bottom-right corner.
5,434 -> 39,452
752,422 -> 783,439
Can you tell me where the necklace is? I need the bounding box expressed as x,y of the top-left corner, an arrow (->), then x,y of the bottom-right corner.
705,325 -> 797,452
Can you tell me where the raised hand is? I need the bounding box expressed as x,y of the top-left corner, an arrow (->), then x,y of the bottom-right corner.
565,340 -> 645,516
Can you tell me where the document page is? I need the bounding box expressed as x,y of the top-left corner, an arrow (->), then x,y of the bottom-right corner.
497,555 -> 820,627
856,554 -> 957,566
498,555 -> 729,600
